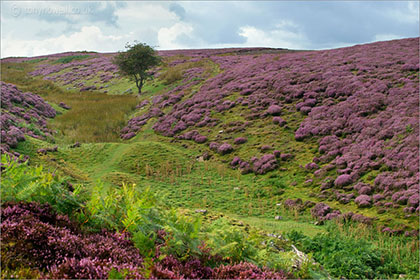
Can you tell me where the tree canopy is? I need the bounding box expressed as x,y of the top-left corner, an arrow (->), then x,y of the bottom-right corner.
113,42 -> 161,94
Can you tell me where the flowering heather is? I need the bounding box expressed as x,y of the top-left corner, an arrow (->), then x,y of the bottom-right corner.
9,38 -> 419,232
234,137 -> 248,145
29,53 -> 119,90
213,262 -> 289,279
252,154 -> 278,175
1,82 -> 56,157
120,39 -> 419,210
1,202 -> 144,279
1,201 -> 294,279
218,143 -> 234,155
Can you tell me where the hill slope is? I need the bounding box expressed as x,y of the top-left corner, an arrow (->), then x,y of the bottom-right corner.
1,38 -> 419,279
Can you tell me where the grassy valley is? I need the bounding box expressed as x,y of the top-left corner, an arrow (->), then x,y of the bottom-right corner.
1,39 -> 419,279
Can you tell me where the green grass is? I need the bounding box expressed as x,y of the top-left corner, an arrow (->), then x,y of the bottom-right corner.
52,54 -> 92,64
4,55 -> 417,232
2,52 -> 419,279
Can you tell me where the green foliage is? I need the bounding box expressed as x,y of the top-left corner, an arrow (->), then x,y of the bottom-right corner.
287,223 -> 418,279
113,42 -> 162,94
162,210 -> 203,260
27,58 -> 48,64
0,154 -> 83,216
82,183 -> 161,232
107,268 -> 126,279
204,218 -> 257,263
53,55 -> 91,64
18,122 -> 44,137
132,231 -> 157,257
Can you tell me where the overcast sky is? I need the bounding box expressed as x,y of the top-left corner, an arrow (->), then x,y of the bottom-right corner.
1,1 -> 419,58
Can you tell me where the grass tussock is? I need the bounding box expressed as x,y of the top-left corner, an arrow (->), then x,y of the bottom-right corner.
160,59 -> 210,85
51,92 -> 138,143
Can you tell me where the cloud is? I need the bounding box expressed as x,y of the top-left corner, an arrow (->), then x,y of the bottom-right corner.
374,34 -> 405,42
1,1 -> 419,57
1,26 -> 130,57
238,21 -> 307,49
169,3 -> 186,20
157,23 -> 194,50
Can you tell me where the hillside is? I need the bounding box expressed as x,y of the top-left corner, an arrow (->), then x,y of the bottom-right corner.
1,38 -> 419,279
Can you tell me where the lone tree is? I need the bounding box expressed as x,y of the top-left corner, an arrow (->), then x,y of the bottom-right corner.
113,42 -> 161,95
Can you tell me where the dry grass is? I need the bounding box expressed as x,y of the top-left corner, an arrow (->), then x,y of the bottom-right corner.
1,61 -> 138,143
50,91 -> 138,143
160,59 -> 209,85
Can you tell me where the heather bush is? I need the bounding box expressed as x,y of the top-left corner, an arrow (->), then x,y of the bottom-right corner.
252,154 -> 278,174
213,262 -> 288,279
1,201 -> 144,279
218,143 -> 234,155
234,137 -> 247,144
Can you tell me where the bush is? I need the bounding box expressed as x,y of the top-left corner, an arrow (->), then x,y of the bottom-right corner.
204,218 -> 257,263
287,223 -> 417,279
1,154 -> 83,216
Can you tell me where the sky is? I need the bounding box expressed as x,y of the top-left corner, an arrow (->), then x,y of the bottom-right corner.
1,1 -> 419,58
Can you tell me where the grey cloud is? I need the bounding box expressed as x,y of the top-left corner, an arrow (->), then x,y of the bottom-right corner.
179,2 -> 249,45
245,1 -> 419,48
169,3 -> 186,20
173,1 -> 418,49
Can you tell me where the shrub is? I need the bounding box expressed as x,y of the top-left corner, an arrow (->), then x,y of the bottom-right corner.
1,154 -> 82,216
218,143 -> 234,155
204,218 -> 257,263
287,224 -> 417,279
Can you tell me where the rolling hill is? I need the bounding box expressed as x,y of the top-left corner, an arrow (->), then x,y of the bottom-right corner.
1,38 -> 419,279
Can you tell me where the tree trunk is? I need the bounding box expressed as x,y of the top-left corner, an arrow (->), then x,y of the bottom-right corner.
138,78 -> 144,95
134,76 -> 143,95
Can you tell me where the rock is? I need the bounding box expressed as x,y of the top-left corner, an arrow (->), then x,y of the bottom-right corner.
69,142 -> 80,148
58,102 -> 71,110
